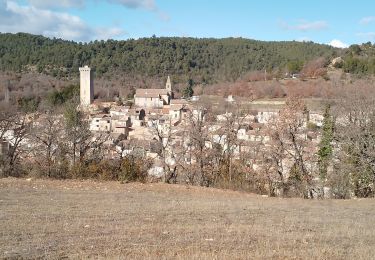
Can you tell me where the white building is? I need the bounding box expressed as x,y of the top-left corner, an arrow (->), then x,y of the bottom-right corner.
309,112 -> 324,127
79,66 -> 94,106
256,111 -> 278,124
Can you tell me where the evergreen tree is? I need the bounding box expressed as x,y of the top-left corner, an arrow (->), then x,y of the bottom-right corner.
318,104 -> 334,180
183,79 -> 194,98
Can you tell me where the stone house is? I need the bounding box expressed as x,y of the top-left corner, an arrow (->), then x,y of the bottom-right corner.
90,114 -> 111,132
134,76 -> 173,108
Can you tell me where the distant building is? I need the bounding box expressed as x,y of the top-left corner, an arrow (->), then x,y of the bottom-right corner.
256,110 -> 279,124
79,66 -> 94,106
190,96 -> 200,102
169,99 -> 189,121
226,95 -> 235,102
134,76 -> 173,108
89,114 -> 111,132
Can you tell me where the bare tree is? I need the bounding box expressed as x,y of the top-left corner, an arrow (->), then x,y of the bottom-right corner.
215,101 -> 250,184
266,97 -> 313,197
30,111 -> 64,177
333,82 -> 375,197
149,116 -> 186,183
63,103 -> 109,171
184,101 -> 219,187
0,105 -> 30,177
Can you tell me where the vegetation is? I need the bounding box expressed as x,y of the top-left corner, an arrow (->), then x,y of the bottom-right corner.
17,96 -> 40,113
0,32 -> 339,83
317,104 -> 334,180
183,79 -> 194,98
47,85 -> 79,106
343,42 -> 375,75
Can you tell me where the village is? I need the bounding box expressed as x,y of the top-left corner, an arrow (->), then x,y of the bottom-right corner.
75,66 -> 324,188
0,65 -> 327,196
4,0 -> 375,257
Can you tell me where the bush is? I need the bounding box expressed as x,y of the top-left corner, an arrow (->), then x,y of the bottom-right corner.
47,85 -> 79,106
17,96 -> 40,112
119,156 -> 150,183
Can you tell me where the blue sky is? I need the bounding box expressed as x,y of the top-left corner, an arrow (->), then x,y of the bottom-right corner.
1,0 -> 375,47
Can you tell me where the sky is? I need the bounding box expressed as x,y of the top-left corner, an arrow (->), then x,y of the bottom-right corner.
1,0 -> 375,47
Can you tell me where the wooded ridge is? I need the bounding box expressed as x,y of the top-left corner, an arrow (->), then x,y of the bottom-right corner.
0,32 -> 341,83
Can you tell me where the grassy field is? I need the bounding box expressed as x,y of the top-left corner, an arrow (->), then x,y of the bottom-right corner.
1,178 -> 374,259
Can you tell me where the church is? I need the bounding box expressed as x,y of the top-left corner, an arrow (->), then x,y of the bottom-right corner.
134,76 -> 173,108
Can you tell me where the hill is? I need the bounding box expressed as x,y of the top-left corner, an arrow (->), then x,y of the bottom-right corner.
342,42 -> 375,75
1,178 -> 374,259
0,32 -> 339,84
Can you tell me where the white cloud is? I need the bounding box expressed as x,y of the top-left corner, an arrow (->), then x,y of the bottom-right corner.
27,0 -> 85,9
329,39 -> 348,48
295,21 -> 328,31
27,0 -> 158,10
359,16 -> 375,25
108,0 -> 156,10
95,27 -> 126,40
280,20 -> 328,31
0,0 -> 168,41
0,1 -> 125,41
107,0 -> 169,21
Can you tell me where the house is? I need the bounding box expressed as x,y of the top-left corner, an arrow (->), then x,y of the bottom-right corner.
169,99 -> 189,122
134,76 -> 173,108
110,106 -> 130,117
309,112 -> 324,127
111,115 -> 131,136
256,110 -> 279,124
89,114 -> 112,132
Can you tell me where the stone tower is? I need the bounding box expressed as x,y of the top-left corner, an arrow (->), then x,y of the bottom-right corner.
4,80 -> 10,103
165,75 -> 172,93
79,66 -> 94,106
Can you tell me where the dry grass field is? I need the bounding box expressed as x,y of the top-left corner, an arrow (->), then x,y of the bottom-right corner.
1,178 -> 374,259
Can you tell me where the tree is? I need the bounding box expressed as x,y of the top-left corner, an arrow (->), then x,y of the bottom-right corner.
287,60 -> 303,74
63,103 -> 109,178
184,101 -> 212,186
0,105 -> 29,177
213,101 -> 250,187
30,110 -> 64,177
183,79 -> 194,98
266,97 -> 314,197
317,104 -> 334,180
149,116 -> 186,183
334,83 -> 375,197
63,103 -> 91,165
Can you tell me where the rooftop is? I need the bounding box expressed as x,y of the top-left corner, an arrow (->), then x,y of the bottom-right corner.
135,88 -> 169,98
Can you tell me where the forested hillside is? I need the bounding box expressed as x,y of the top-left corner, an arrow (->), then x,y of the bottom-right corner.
342,42 -> 375,75
0,32 -> 339,83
